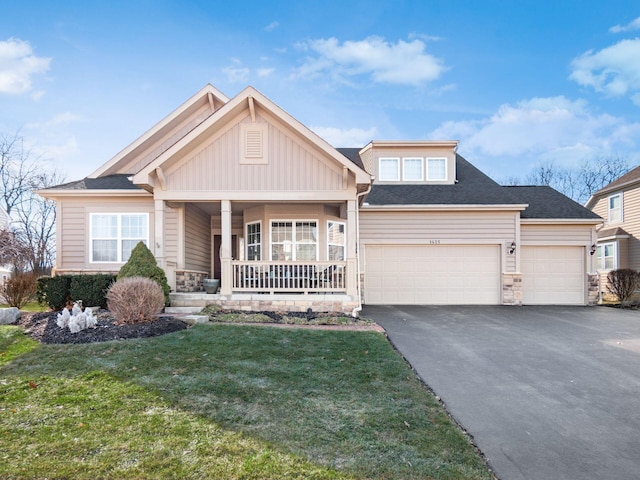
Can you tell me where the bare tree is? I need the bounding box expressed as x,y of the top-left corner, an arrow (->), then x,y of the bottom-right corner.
504,155 -> 631,204
0,131 -> 64,275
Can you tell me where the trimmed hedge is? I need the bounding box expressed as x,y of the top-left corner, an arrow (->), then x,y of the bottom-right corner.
37,274 -> 117,310
118,242 -> 171,306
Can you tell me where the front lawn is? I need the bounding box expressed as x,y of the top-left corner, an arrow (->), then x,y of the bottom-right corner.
0,324 -> 493,479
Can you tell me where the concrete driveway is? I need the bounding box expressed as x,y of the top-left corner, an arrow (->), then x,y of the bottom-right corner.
363,305 -> 640,480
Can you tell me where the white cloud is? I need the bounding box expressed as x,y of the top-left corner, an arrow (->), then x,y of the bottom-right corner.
294,36 -> 447,86
609,17 -> 640,33
430,96 -> 640,167
264,21 -> 279,32
0,37 -> 50,95
569,38 -> 640,101
25,112 -> 84,130
310,126 -> 377,147
257,67 -> 275,78
222,64 -> 250,83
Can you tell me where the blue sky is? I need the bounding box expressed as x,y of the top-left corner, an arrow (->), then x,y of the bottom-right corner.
2,0 -> 640,182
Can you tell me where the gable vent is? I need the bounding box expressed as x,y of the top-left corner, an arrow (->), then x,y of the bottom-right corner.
240,123 -> 268,164
245,129 -> 263,158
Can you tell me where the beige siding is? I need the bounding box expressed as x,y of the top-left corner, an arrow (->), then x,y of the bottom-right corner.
164,205 -> 179,264
184,203 -> 211,272
367,145 -> 456,185
359,210 -> 517,272
57,196 -> 155,272
165,112 -> 343,192
520,224 -> 594,243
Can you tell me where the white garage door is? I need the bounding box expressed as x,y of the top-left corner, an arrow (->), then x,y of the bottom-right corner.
521,246 -> 585,305
365,244 -> 501,305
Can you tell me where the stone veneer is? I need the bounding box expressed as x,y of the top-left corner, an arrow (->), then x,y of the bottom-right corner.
502,273 -> 523,305
175,270 -> 208,293
587,273 -> 599,305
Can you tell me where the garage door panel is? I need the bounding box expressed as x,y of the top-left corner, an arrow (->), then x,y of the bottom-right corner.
365,245 -> 500,305
522,246 -> 584,305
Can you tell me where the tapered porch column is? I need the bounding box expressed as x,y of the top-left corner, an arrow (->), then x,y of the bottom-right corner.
346,199 -> 358,297
220,200 -> 232,295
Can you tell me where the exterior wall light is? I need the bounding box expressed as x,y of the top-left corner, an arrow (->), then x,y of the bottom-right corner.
508,242 -> 516,255
590,244 -> 597,255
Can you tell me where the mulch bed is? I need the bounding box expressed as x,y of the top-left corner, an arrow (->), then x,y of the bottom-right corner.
17,311 -> 188,345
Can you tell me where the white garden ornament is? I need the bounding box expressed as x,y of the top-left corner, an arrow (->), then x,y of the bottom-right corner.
57,302 -> 97,333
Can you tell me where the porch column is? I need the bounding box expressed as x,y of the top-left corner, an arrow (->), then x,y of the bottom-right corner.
220,200 -> 232,295
154,199 -> 165,268
346,199 -> 357,297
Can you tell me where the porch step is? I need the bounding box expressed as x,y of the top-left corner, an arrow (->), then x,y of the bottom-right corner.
169,292 -> 215,308
165,306 -> 204,314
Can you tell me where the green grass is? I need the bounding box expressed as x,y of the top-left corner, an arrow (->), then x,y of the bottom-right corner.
0,325 -> 493,479
0,301 -> 49,312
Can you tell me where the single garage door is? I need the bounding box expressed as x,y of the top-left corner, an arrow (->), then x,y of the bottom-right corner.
521,246 -> 585,305
365,244 -> 501,305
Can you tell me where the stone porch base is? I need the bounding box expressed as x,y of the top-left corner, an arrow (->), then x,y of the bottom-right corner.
169,292 -> 360,315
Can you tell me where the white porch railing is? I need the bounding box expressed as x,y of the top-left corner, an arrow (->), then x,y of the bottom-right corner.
231,261 -> 347,293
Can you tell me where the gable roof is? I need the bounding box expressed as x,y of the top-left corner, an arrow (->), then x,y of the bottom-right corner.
132,86 -> 372,189
90,84 -> 230,178
42,174 -> 144,191
585,164 -> 639,208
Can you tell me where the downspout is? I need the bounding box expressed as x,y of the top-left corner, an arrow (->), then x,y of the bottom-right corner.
351,181 -> 373,318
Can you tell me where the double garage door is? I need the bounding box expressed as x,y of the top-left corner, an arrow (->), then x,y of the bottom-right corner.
364,244 -> 585,305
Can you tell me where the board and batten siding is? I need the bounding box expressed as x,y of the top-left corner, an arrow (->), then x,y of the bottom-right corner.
57,197 -> 155,271
164,113 -> 344,192
359,210 -> 518,272
184,203 -> 211,272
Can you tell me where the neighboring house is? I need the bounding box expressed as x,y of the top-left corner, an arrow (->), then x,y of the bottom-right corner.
39,84 -> 601,313
586,166 -> 640,296
0,205 -> 12,283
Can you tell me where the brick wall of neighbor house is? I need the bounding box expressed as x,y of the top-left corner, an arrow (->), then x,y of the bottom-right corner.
175,270 -> 208,292
502,273 -> 523,305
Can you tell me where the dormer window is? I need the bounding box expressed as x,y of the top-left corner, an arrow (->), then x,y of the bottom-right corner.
608,193 -> 622,223
379,157 -> 400,181
403,157 -> 423,181
427,158 -> 447,181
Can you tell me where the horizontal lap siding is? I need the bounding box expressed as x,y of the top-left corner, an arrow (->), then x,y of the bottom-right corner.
58,197 -> 154,271
164,206 -> 179,264
184,204 -> 211,272
166,113 -> 343,192
520,224 -> 594,243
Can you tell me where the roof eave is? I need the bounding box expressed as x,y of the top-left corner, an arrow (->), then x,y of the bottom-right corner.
37,189 -> 151,200
361,203 -> 528,212
520,218 -> 602,225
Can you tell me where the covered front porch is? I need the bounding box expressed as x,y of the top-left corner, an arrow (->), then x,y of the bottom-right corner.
158,199 -> 361,314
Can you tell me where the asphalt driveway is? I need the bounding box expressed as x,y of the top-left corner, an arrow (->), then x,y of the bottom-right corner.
364,305 -> 640,480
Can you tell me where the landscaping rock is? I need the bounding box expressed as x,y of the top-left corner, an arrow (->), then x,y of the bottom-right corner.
0,307 -> 21,325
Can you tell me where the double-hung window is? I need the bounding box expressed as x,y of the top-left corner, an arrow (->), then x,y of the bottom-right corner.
271,221 -> 318,261
427,157 -> 447,181
327,221 -> 346,261
379,157 -> 400,181
596,242 -> 616,271
608,193 -> 622,223
246,221 -> 261,260
91,213 -> 148,263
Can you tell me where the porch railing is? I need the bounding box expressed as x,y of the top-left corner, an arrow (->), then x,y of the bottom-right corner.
231,261 -> 347,293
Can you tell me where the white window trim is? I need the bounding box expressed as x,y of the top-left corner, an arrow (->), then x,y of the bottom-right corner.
426,157 -> 448,181
269,219 -> 319,261
327,220 -> 346,261
245,220 -> 262,261
597,241 -> 617,271
89,212 -> 149,264
402,157 -> 424,181
608,193 -> 623,224
379,157 -> 400,181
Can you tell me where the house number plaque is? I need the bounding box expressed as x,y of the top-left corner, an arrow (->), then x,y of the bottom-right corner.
429,240 -> 441,245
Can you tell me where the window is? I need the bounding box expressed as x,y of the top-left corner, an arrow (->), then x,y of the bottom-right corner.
403,157 -> 423,181
246,221 -> 261,261
427,158 -> 447,181
327,221 -> 346,261
379,157 -> 400,181
596,242 -> 616,271
608,193 -> 622,223
271,221 -> 318,261
90,213 -> 148,263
